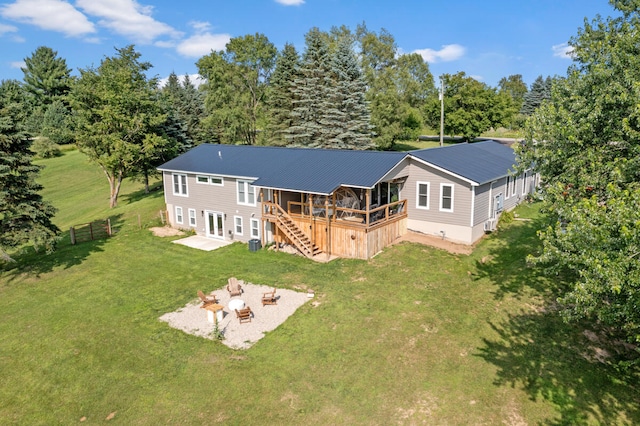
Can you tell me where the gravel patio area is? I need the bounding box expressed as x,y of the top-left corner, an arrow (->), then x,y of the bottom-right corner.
159,282 -> 311,349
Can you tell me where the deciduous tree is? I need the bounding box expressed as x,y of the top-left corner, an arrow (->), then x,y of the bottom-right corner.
517,0 -> 640,351
71,46 -> 172,206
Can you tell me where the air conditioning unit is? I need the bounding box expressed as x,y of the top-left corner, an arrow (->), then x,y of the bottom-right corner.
484,218 -> 497,232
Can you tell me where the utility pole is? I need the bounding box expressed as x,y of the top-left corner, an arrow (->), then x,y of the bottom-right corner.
439,76 -> 444,147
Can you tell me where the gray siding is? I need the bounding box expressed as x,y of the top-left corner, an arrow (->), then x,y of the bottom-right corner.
405,159 -> 473,227
162,171 -> 262,243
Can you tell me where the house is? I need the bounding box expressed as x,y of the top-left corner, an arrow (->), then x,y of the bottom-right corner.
157,140 -> 536,260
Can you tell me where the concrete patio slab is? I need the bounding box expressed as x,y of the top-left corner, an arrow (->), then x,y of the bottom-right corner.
172,235 -> 232,251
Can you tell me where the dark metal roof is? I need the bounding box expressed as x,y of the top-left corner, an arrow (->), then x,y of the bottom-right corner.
409,140 -> 516,185
158,144 -> 406,195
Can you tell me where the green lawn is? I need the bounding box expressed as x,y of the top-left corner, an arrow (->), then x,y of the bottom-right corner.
0,151 -> 638,424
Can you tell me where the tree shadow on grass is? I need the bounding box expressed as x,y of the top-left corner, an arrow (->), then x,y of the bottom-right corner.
121,180 -> 163,205
473,215 -> 560,301
476,309 -> 640,425
472,210 -> 640,423
1,214 -> 124,281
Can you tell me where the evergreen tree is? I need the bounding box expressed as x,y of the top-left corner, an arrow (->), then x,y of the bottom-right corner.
161,72 -> 204,146
520,75 -> 552,115
287,28 -> 334,147
21,46 -> 74,138
266,43 -> 300,146
0,80 -> 59,262
323,37 -> 373,149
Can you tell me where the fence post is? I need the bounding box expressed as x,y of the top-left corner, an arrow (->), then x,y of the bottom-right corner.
70,227 -> 76,245
89,222 -> 94,241
107,218 -> 112,236
138,214 -> 141,230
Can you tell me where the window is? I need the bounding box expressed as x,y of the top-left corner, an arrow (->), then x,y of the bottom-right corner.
494,193 -> 504,215
440,184 -> 454,212
234,216 -> 243,235
510,175 -> 517,197
196,175 -> 224,186
505,175 -> 512,198
416,182 -> 430,209
175,206 -> 183,224
237,180 -> 256,206
172,173 -> 187,196
188,209 -> 196,227
522,172 -> 528,194
250,218 -> 260,238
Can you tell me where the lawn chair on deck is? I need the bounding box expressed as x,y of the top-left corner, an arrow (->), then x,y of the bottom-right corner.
262,288 -> 277,306
197,290 -> 218,306
235,306 -> 252,323
227,277 -> 243,297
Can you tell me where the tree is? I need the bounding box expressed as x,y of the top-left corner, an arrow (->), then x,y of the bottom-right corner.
287,27 -> 334,147
21,46 -> 74,139
265,43 -> 300,145
0,80 -> 58,262
160,72 -> 204,146
424,72 -> 513,141
70,46 -> 172,207
516,1 -> 640,351
520,75 -> 552,115
498,74 -> 528,112
323,37 -> 373,149
356,24 -> 434,149
197,33 -> 277,145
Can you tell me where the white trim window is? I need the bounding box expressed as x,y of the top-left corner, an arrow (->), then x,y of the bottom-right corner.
505,175 -> 512,199
196,175 -> 224,186
440,184 -> 454,212
522,172 -> 528,194
237,180 -> 256,206
510,175 -> 517,198
234,216 -> 243,235
175,206 -> 184,224
494,192 -> 504,216
250,218 -> 260,239
188,208 -> 196,227
172,173 -> 188,196
416,182 -> 430,210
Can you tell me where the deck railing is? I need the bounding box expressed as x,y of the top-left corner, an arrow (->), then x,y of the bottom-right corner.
281,199 -> 407,228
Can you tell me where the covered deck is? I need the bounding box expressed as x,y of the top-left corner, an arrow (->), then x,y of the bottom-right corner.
261,184 -> 408,260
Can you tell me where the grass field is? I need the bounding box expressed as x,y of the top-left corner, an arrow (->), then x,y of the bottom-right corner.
0,150 -> 638,424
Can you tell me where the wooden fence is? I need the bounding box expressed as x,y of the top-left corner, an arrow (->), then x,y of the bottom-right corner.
70,219 -> 112,245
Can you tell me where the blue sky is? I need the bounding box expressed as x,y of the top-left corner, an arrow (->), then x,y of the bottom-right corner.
0,0 -> 616,88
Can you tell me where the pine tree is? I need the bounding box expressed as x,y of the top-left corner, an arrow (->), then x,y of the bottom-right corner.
0,80 -> 59,262
266,43 -> 300,146
324,37 -> 373,149
287,28 -> 335,148
21,46 -> 73,138
520,75 -> 552,115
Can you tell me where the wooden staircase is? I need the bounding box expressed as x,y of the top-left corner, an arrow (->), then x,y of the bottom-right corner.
264,203 -> 322,259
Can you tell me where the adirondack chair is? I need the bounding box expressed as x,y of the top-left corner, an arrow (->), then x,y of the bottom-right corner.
262,288 -> 277,306
197,290 -> 218,306
235,306 -> 252,323
227,277 -> 243,297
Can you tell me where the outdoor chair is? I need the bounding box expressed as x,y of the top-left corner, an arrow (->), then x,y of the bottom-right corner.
197,290 -> 218,306
235,306 -> 252,323
227,277 -> 243,297
262,288 -> 277,306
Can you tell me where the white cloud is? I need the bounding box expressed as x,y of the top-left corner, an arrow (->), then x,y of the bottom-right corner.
10,60 -> 25,68
413,44 -> 466,63
177,32 -> 230,58
1,0 -> 95,37
0,23 -> 18,34
76,0 -> 181,44
275,0 -> 305,5
469,75 -> 484,82
189,20 -> 212,33
552,43 -> 574,59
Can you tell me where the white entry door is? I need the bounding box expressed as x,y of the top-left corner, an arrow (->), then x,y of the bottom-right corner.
205,211 -> 224,239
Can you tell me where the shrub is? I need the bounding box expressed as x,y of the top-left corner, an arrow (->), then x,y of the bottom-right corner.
31,137 -> 61,158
